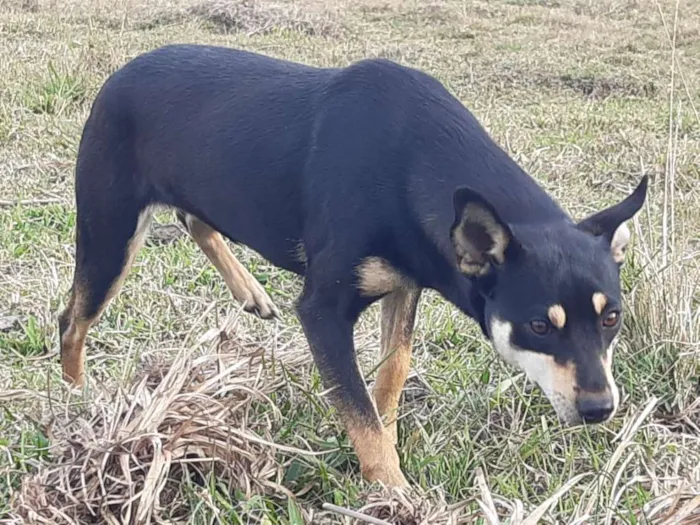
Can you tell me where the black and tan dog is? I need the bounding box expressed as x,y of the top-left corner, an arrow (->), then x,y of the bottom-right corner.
59,44 -> 648,487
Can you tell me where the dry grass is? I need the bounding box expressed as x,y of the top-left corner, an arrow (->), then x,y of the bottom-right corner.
1,0 -> 699,523
6,330 -> 700,523
7,326 -> 699,524
12,319 -> 316,523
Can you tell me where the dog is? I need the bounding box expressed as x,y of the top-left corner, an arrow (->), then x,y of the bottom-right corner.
58,44 -> 648,487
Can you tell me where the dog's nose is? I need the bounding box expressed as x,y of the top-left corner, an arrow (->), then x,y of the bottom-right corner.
576,391 -> 614,424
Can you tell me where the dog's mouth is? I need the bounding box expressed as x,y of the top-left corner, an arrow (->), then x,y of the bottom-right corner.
547,391 -> 583,426
544,388 -> 618,426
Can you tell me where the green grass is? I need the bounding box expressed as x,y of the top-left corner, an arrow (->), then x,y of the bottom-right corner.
1,0 -> 699,522
23,63 -> 86,116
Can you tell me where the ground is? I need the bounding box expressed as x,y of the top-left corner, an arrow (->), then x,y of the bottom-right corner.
1,0 -> 699,523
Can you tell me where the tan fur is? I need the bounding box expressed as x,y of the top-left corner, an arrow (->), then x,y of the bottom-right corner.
490,318 -> 580,424
465,203 -> 509,264
453,202 -> 510,275
185,215 -> 278,318
61,206 -> 154,386
610,223 -> 631,263
60,321 -> 90,384
458,260 -> 491,276
550,359 -> 578,400
592,292 -> 608,315
345,415 -> 408,487
374,286 -> 421,443
60,287 -> 92,385
547,304 -> 567,329
292,240 -> 307,266
356,257 -> 413,297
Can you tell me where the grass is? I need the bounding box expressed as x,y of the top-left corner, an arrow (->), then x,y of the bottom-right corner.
0,0 -> 699,522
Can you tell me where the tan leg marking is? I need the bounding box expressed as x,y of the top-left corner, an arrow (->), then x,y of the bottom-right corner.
321,357 -> 409,487
592,292 -> 607,315
184,215 -> 279,319
61,208 -> 153,386
344,414 -> 408,487
374,286 -> 421,444
59,287 -> 92,385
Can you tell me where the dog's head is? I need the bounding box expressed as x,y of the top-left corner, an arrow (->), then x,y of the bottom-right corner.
450,177 -> 648,425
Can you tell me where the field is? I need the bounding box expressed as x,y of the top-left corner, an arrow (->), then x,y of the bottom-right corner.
1,0 -> 699,522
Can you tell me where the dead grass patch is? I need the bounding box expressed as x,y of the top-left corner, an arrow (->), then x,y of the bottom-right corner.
557,73 -> 658,99
12,328 -> 318,523
339,481 -> 700,524
492,68 -> 659,99
9,336 -> 700,523
186,0 -> 342,37
147,223 -> 186,246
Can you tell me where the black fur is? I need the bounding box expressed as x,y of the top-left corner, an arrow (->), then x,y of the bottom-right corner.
66,44 -> 647,437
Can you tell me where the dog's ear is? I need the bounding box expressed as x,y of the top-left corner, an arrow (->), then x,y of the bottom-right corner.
451,187 -> 519,276
577,176 -> 648,264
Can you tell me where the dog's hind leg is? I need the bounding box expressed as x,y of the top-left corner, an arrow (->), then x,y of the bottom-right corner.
59,197 -> 153,386
374,286 -> 422,444
176,212 -> 279,320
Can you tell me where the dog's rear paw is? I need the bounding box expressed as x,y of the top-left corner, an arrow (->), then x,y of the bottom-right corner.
240,280 -> 280,320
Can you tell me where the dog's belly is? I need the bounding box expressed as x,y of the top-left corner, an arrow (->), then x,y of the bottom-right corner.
169,190 -> 308,276
211,217 -> 307,276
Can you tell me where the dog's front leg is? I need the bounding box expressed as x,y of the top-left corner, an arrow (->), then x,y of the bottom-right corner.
296,282 -> 408,488
375,286 -> 422,443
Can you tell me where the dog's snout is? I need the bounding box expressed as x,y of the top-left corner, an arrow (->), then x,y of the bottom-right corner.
576,391 -> 614,424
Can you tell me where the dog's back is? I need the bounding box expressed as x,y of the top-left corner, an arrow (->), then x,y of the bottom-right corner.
78,45 -> 331,270
81,44 -> 564,274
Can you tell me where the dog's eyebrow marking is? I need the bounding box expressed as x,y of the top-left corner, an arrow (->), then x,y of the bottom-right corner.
547,304 -> 567,329
592,292 -> 607,315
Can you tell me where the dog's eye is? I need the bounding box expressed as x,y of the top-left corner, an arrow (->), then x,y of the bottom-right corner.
602,310 -> 621,328
529,319 -> 550,335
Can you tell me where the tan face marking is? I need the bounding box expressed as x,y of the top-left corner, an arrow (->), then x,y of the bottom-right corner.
592,292 -> 608,315
490,318 -> 581,424
490,318 -> 621,425
547,304 -> 567,329
356,257 -> 414,297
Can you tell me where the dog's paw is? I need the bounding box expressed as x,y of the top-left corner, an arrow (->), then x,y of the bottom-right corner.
239,279 -> 280,320
362,462 -> 409,489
